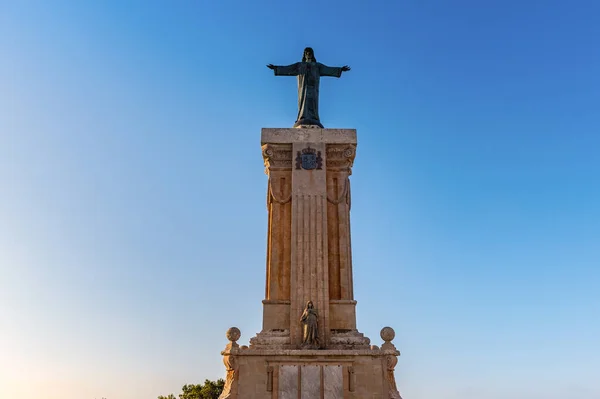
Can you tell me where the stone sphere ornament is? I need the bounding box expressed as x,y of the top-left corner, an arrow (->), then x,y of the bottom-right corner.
380,326 -> 396,342
226,327 -> 241,343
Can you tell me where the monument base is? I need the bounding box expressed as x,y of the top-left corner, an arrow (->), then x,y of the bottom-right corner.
221,348 -> 401,399
219,328 -> 402,399
215,127 -> 404,398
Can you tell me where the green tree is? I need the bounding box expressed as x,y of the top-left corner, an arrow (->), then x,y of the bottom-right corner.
157,379 -> 224,399
180,379 -> 225,399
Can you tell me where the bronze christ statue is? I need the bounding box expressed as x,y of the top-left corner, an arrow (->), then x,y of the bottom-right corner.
267,47 -> 350,128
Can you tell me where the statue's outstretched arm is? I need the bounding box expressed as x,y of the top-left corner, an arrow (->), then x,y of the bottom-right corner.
319,63 -> 350,78
267,62 -> 300,76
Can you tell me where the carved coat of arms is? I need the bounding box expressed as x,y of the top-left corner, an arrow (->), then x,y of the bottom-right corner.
296,146 -> 322,170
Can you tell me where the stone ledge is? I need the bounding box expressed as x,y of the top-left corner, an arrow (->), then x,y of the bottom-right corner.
329,329 -> 371,350
226,348 -> 400,357
249,329 -> 291,349
262,299 -> 291,305
261,128 -> 357,144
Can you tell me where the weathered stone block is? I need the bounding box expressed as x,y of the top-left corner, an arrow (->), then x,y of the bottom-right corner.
323,365 -> 343,399
278,365 -> 298,399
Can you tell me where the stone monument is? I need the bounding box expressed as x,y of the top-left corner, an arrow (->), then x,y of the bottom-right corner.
217,48 -> 403,399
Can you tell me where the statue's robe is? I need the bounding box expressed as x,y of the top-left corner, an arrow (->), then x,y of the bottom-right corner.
301,308 -> 319,345
273,62 -> 343,128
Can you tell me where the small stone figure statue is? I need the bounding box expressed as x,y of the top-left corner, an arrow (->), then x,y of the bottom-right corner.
300,300 -> 319,348
267,47 -> 350,128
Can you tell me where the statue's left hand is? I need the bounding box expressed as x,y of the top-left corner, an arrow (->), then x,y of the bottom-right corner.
267,64 -> 276,70
341,65 -> 351,72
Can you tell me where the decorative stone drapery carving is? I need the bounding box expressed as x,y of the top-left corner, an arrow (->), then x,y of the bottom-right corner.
262,144 -> 293,208
326,176 -> 349,205
267,176 -> 292,205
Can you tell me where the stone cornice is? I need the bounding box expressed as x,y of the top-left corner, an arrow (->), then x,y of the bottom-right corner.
261,128 -> 357,144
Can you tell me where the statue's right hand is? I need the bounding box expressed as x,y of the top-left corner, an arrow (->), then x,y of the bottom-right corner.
267,64 -> 276,70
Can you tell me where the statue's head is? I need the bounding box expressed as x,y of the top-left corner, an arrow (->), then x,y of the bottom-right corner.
306,300 -> 314,309
302,47 -> 316,62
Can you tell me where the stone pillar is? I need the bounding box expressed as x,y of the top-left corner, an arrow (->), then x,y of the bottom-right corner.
260,128 -> 357,348
261,144 -> 293,333
219,126 -> 406,398
325,144 -> 358,333
325,144 -> 356,301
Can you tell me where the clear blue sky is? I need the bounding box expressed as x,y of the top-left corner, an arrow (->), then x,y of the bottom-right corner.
1,1 -> 599,398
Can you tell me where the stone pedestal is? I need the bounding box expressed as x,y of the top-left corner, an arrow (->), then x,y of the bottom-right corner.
226,348 -> 400,399
217,128 -> 403,398
219,327 -> 402,399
